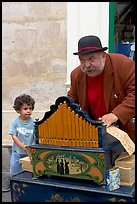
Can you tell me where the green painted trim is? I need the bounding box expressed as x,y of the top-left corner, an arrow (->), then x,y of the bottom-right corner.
109,2 -> 115,53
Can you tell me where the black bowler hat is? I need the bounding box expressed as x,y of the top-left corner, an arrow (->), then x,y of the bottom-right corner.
73,35 -> 108,55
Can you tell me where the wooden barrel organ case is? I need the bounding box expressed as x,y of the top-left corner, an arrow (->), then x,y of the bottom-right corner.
29,96 -> 124,185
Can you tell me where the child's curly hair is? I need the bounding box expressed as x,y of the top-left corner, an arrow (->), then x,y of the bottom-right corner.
13,94 -> 35,111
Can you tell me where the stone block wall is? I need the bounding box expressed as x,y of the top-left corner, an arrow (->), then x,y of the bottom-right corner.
2,2 -> 67,143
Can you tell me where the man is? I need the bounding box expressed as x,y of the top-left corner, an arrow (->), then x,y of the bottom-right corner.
67,35 -> 135,142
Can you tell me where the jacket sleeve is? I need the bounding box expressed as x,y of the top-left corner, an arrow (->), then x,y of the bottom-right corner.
111,56 -> 135,125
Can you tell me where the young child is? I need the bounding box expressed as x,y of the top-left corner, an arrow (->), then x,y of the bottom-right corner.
9,94 -> 36,176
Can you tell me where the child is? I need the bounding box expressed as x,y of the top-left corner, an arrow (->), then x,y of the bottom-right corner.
9,94 -> 36,176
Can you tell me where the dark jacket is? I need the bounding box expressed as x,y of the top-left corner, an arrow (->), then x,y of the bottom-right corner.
67,53 -> 135,142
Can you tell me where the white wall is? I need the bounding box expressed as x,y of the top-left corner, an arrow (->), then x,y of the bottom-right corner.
66,2 -> 109,86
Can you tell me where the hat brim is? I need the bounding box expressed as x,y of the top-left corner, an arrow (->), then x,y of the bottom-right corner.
73,47 -> 108,55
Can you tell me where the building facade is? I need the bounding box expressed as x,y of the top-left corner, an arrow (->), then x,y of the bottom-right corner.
2,2 -> 135,143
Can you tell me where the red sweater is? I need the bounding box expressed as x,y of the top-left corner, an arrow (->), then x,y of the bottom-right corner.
87,71 -> 106,120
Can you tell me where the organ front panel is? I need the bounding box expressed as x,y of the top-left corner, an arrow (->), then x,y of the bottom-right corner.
29,96 -> 124,184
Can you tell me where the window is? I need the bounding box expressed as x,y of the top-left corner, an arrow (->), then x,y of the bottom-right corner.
114,2 -> 135,61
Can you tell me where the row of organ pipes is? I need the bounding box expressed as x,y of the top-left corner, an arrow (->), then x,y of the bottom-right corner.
38,102 -> 99,148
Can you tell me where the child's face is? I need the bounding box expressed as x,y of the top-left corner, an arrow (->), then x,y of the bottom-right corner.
18,103 -> 33,120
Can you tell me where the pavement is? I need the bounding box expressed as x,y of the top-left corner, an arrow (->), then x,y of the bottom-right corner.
2,172 -> 11,202
2,144 -> 12,202
2,191 -> 11,203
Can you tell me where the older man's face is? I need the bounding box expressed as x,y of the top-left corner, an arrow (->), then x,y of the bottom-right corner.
79,52 -> 106,77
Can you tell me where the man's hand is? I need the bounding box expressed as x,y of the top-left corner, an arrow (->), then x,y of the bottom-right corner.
98,113 -> 118,127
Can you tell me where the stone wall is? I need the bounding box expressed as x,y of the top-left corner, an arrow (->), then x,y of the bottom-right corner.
2,2 -> 67,143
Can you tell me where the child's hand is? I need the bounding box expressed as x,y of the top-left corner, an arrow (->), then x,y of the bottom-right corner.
22,145 -> 27,153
